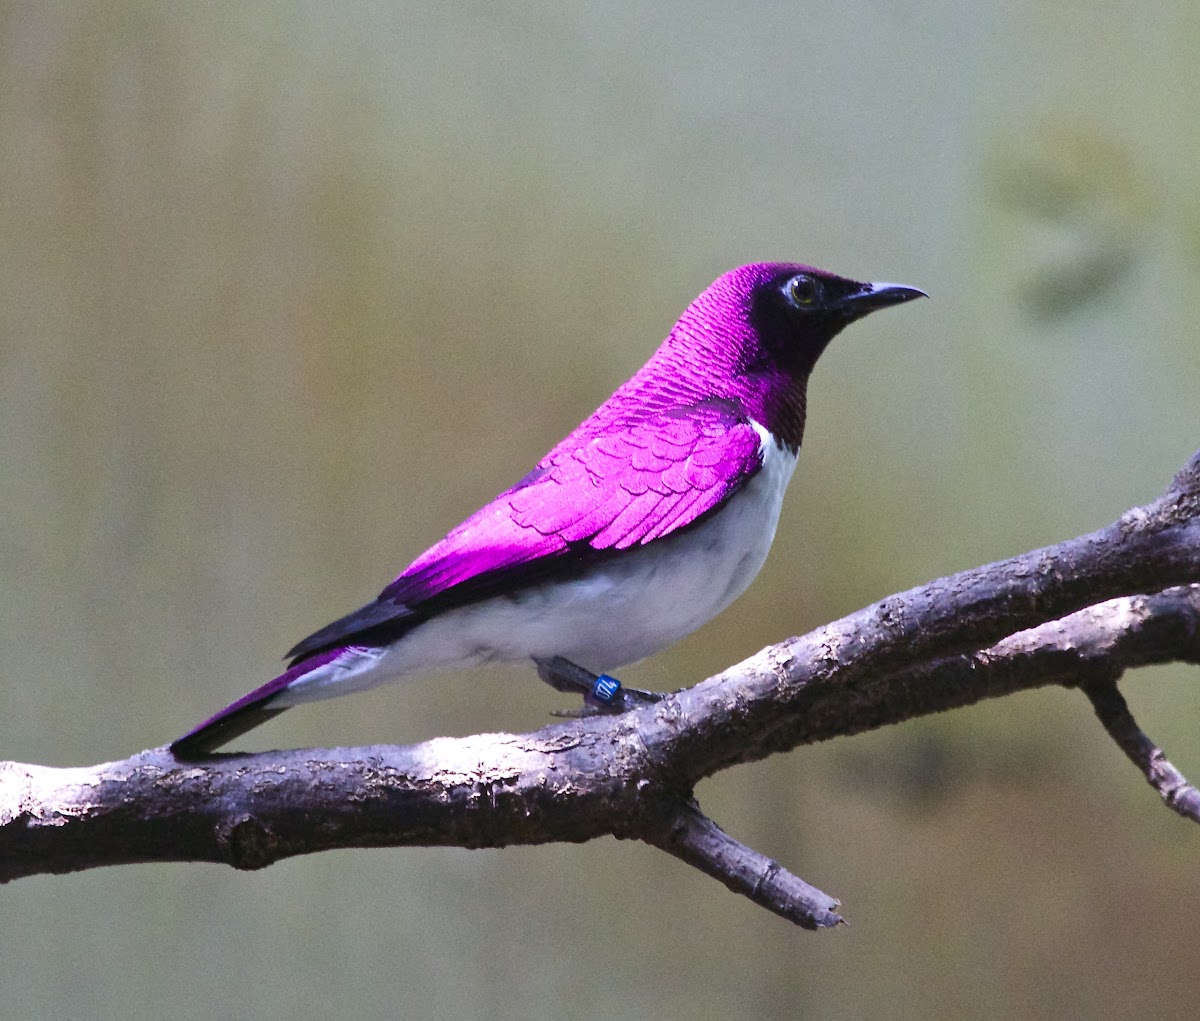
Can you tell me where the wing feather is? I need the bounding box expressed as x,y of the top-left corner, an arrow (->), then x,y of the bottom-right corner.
285,400 -> 764,662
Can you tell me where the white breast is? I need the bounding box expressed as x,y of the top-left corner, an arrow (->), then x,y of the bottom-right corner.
275,423 -> 798,706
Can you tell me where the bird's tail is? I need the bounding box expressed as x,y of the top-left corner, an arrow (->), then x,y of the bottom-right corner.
169,648 -> 348,758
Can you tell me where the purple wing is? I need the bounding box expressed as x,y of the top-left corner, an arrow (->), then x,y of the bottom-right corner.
284,400 -> 764,661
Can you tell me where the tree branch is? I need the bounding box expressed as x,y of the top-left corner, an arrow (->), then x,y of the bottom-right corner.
3,450 -> 1199,928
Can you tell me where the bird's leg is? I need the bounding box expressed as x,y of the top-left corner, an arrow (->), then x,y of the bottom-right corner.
533,656 -> 666,716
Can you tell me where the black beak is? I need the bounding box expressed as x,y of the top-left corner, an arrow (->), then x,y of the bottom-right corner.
840,281 -> 927,319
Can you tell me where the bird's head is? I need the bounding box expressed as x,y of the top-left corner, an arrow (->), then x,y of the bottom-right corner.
741,263 -> 926,376
659,263 -> 925,448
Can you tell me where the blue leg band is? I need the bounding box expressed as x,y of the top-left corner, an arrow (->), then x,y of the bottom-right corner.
591,675 -> 622,704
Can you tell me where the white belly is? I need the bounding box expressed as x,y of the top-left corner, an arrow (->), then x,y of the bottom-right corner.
275,426 -> 797,706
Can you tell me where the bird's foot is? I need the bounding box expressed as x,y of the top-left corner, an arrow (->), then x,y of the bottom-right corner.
533,656 -> 666,717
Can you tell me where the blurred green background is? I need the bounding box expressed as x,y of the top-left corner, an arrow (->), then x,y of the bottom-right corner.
3,3 -> 1199,1019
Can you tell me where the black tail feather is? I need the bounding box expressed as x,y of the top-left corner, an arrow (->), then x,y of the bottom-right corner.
169,704 -> 290,759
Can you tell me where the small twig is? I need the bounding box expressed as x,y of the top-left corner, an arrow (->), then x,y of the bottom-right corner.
645,800 -> 843,930
1082,681 -> 1200,824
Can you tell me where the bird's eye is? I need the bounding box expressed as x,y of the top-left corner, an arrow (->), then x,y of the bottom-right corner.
785,274 -> 822,307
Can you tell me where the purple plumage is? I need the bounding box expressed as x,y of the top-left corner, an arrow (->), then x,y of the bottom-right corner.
171,262 -> 924,756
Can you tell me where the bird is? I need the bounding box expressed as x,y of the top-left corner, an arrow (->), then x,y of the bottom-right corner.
171,262 -> 924,756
